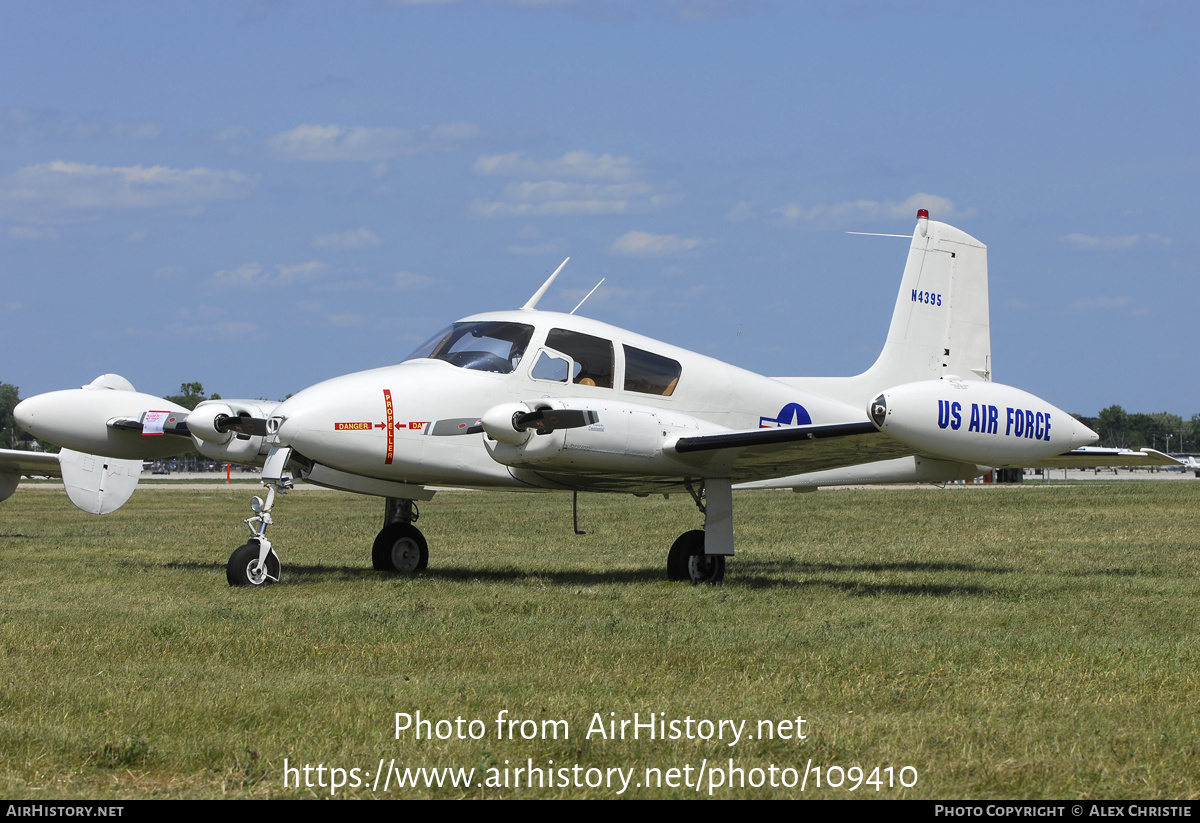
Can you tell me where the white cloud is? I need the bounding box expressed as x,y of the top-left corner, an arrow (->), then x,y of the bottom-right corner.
773,192 -> 971,224
267,122 -> 479,161
213,261 -> 328,286
728,200 -> 759,222
326,313 -> 365,326
395,271 -> 435,289
276,261 -> 329,282
473,151 -> 638,182
471,149 -> 676,218
313,228 -> 381,249
213,263 -> 264,283
0,161 -> 255,219
199,321 -> 257,337
472,180 -> 671,217
609,230 -> 703,257
168,320 -> 259,338
1062,233 -> 1171,250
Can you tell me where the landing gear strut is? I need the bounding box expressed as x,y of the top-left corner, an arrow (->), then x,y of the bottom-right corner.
372,497 -> 428,573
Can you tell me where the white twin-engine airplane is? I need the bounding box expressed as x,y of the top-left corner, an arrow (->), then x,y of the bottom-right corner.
5,210 -> 1178,586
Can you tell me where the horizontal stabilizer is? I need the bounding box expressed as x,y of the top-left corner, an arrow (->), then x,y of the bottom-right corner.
59,448 -> 142,515
1021,447 -> 1183,469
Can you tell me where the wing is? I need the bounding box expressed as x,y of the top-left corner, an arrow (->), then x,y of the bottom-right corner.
668,421 -> 917,483
0,448 -> 62,503
0,448 -> 63,478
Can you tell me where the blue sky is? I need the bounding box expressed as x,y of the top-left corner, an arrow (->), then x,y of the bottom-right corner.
1,0 -> 1195,417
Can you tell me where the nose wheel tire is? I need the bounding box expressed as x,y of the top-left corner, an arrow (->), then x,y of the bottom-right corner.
227,541 -> 281,587
667,529 -> 725,584
373,523 -> 429,573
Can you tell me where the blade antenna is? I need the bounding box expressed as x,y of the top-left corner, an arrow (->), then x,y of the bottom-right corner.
521,257 -> 570,311
569,278 -> 605,315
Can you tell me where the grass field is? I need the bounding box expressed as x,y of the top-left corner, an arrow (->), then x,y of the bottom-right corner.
1,482 -> 1197,799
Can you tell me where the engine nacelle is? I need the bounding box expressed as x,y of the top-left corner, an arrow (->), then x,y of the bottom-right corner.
480,402 -> 535,446
869,378 -> 1097,466
484,398 -> 695,473
190,399 -> 278,464
185,402 -> 235,445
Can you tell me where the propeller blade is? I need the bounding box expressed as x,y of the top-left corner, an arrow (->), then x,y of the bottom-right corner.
427,418 -> 484,436
214,414 -> 270,437
513,408 -> 599,433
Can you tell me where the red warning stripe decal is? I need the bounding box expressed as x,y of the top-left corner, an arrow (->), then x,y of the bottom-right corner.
334,421 -> 373,431
384,389 -> 395,464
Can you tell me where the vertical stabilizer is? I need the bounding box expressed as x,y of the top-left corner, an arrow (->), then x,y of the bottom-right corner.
781,211 -> 992,406
860,211 -> 991,387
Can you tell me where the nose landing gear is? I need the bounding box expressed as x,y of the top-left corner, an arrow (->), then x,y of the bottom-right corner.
226,472 -> 289,587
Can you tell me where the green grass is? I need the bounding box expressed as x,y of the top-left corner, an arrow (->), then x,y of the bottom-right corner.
0,482 -> 1196,798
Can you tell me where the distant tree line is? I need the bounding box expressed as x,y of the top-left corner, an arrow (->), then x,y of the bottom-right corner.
1071,407 -> 1200,453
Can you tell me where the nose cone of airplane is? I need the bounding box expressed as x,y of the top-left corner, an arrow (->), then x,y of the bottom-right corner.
13,397 -> 35,434
1065,416 -> 1100,451
13,392 -> 68,442
271,372 -> 387,467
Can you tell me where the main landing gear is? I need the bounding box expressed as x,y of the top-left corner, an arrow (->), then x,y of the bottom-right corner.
665,478 -> 732,585
372,497 -> 428,574
666,529 -> 725,584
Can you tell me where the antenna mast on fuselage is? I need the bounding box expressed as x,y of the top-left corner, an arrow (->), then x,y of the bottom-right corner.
521,258 -> 570,311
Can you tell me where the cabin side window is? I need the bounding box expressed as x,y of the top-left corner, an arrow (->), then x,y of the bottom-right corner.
530,350 -> 570,383
623,345 -> 681,396
545,329 -> 614,388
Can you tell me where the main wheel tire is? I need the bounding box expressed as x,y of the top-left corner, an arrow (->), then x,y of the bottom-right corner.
227,541 -> 280,587
687,552 -> 725,585
372,523 -> 429,573
667,529 -> 705,581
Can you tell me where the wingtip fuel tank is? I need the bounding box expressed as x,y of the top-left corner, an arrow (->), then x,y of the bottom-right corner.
14,380 -> 191,461
869,377 -> 1097,467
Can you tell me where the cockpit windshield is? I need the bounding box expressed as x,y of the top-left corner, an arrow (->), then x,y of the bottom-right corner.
404,321 -> 535,374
